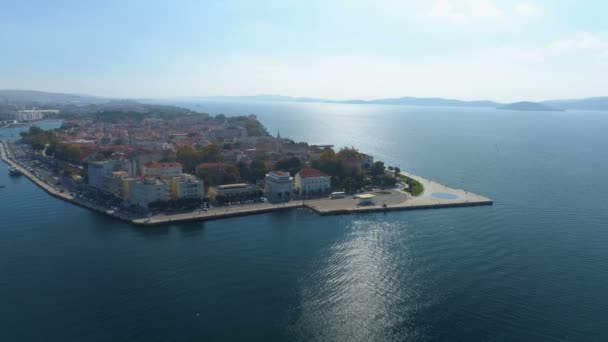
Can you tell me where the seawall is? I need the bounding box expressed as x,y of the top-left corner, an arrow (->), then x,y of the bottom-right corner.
2,140 -> 493,227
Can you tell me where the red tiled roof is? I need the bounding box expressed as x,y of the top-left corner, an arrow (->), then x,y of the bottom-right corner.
144,162 -> 182,168
270,170 -> 290,177
298,166 -> 328,178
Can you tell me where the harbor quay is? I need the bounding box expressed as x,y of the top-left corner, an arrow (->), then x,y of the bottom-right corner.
2,140 -> 492,227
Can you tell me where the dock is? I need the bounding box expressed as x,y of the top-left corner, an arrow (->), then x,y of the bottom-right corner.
1,140 -> 492,227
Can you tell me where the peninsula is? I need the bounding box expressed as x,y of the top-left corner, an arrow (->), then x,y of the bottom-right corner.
1,101 -> 492,226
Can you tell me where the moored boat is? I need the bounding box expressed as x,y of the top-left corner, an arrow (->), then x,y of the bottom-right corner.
9,166 -> 22,176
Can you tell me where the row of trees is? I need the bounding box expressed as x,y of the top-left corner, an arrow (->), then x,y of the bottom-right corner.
195,159 -> 269,187
309,147 -> 400,192
20,126 -> 83,162
274,157 -> 303,176
175,145 -> 222,173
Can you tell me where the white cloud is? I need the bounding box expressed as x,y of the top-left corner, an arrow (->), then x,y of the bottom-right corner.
429,0 -> 468,24
550,32 -> 607,53
514,3 -> 541,16
510,48 -> 545,63
468,0 -> 504,17
428,0 -> 503,24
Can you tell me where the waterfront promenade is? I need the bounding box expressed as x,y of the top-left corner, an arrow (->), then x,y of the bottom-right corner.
0,140 -> 134,220
2,140 -> 492,226
304,171 -> 492,215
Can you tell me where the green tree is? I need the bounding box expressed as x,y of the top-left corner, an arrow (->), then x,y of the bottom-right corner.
237,161 -> 252,181
337,147 -> 360,161
222,165 -> 241,184
249,159 -> 268,182
176,145 -> 201,173
201,144 -> 221,162
274,157 -> 302,176
370,161 -> 385,177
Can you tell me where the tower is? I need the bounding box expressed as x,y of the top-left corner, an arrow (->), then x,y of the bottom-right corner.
276,131 -> 282,154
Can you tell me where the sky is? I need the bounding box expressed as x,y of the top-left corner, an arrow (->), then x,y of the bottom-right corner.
1,0 -> 607,102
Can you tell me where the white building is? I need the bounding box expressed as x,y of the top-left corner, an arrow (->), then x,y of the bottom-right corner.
103,171 -> 129,198
124,174 -> 204,208
0,109 -> 60,122
141,162 -> 182,178
88,161 -> 115,190
264,171 -> 293,201
88,159 -> 134,190
128,178 -> 169,208
294,166 -> 331,195
170,174 -> 204,200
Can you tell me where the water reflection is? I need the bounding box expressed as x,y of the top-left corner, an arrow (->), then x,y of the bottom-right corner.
290,218 -> 432,341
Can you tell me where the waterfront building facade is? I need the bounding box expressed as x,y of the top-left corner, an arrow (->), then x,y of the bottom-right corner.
128,178 -> 169,208
211,183 -> 257,199
141,162 -> 182,178
87,160 -> 115,190
103,171 -> 129,198
264,171 -> 293,201
169,174 -> 204,200
0,109 -> 60,122
88,159 -> 133,190
294,166 -> 330,195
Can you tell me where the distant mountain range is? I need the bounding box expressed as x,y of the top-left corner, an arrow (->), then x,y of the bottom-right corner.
179,95 -> 502,108
0,89 -> 107,104
2,89 -> 608,112
497,101 -> 563,112
182,94 -> 608,111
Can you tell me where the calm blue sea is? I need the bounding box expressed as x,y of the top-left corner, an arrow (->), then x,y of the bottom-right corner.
1,103 -> 608,341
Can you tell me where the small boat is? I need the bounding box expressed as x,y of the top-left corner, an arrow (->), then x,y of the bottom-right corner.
8,166 -> 22,176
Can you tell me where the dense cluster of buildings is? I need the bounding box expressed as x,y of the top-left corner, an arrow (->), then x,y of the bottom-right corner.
88,160 -> 204,208
0,109 -> 60,122
34,111 -> 378,209
87,157 -> 334,208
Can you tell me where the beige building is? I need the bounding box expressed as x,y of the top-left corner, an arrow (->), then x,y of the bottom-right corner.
294,166 -> 330,195
211,183 -> 258,199
128,178 -> 169,208
169,174 -> 205,200
141,162 -> 182,178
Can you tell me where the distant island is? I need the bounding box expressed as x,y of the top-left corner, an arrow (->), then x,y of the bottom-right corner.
497,101 -> 564,112
3,89 -> 608,111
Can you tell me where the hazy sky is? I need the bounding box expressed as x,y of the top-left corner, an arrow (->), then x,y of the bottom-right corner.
1,0 -> 607,101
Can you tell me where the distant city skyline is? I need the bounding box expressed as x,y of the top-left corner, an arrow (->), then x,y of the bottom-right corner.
2,0 -> 608,102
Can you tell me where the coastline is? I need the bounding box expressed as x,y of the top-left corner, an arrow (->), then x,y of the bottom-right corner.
1,140 -> 492,226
